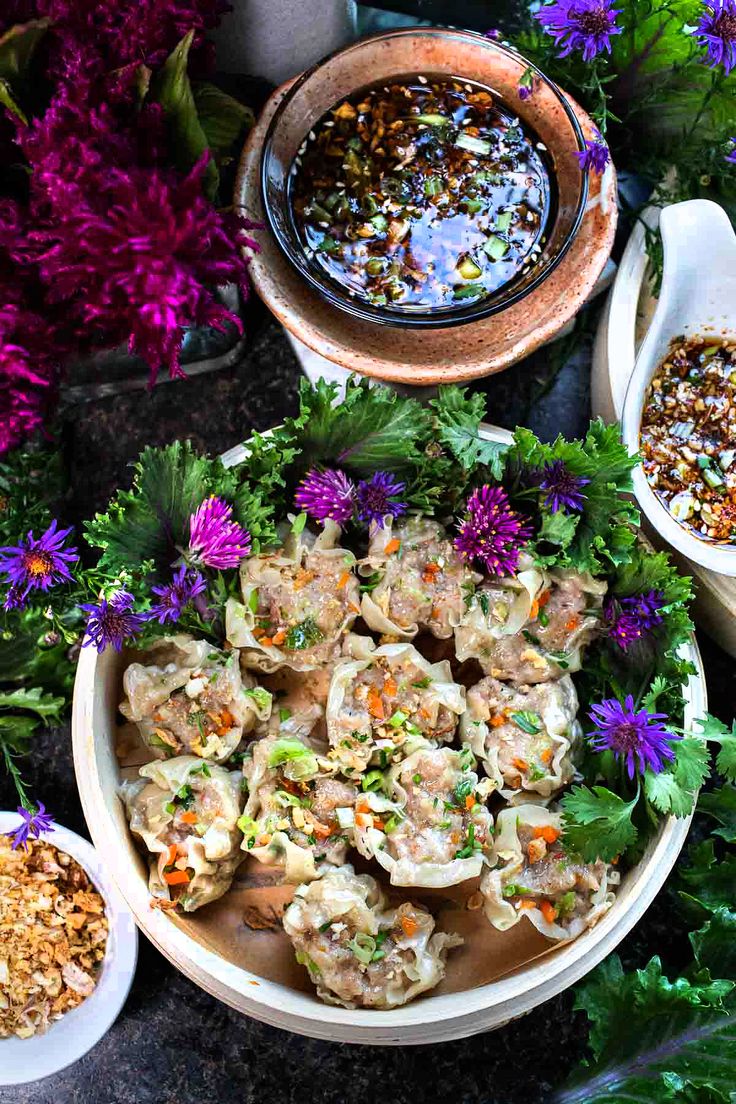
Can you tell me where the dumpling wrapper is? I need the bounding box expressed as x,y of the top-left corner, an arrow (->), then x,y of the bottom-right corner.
355,746 -> 494,888
461,673 -> 580,802
480,804 -> 618,942
226,519 -> 360,673
454,556 -> 548,664
121,755 -> 243,912
359,516 -> 480,640
283,864 -> 462,1009
120,636 -> 270,762
325,636 -> 466,773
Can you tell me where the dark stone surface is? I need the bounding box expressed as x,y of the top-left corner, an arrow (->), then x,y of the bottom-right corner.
1,316 -> 735,1104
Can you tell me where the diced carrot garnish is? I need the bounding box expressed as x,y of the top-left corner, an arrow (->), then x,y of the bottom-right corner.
465,794 -> 475,811
540,748 -> 553,764
165,844 -> 178,866
164,869 -> 190,886
519,899 -> 537,911
355,812 -> 373,829
384,677 -> 397,697
372,820 -> 385,832
384,538 -> 401,555
533,825 -> 561,844
337,571 -> 351,589
422,562 -> 440,583
180,811 -> 198,825
260,637 -> 273,648
565,616 -> 580,632
540,900 -> 558,924
271,630 -> 287,646
530,599 -> 539,620
450,831 -> 461,845
367,688 -> 384,720
512,757 -> 529,772
293,569 -> 315,591
252,626 -> 264,639
538,589 -> 551,608
400,914 -> 418,938
431,606 -> 441,620
490,713 -> 507,727
311,820 -> 332,838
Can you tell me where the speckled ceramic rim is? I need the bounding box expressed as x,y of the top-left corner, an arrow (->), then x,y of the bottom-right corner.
259,27 -> 589,329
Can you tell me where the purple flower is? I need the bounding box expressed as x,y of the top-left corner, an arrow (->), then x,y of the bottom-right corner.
605,589 -> 665,651
534,0 -> 622,61
188,497 -> 251,570
5,802 -> 55,851
518,67 -> 536,101
148,564 -> 207,624
696,0 -> 736,74
484,28 -> 503,40
0,520 -> 78,608
588,695 -> 680,779
295,468 -> 356,526
454,485 -> 532,576
727,137 -> 736,164
575,131 -> 611,174
539,460 -> 591,513
80,590 -> 147,652
355,472 -> 407,528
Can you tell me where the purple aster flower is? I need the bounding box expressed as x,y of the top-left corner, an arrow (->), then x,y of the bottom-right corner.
696,0 -> 736,74
148,564 -> 207,625
484,28 -> 503,40
727,137 -> 736,164
80,590 -> 147,653
355,472 -> 407,528
588,695 -> 680,779
5,802 -> 55,851
0,520 -> 78,608
605,589 -> 665,651
534,0 -> 622,61
454,485 -> 532,576
188,496 -> 251,569
294,468 -> 356,526
518,67 -> 536,101
575,131 -> 611,174
539,460 -> 591,512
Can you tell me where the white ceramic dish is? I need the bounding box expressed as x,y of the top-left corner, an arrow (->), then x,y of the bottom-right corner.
0,813 -> 138,1086
71,424 -> 707,1045
621,199 -> 736,577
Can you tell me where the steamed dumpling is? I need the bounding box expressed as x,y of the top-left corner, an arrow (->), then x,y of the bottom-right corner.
458,570 -> 607,684
225,519 -> 360,673
325,637 -> 465,773
283,864 -> 462,1008
121,756 -> 243,912
480,805 -> 618,941
461,674 -> 580,801
360,516 -> 480,640
355,746 -> 494,887
120,637 -> 271,762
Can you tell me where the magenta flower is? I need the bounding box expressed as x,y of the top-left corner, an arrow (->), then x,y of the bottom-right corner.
605,590 -> 665,651
0,520 -> 78,608
80,590 -> 147,652
539,460 -> 590,513
0,297 -> 59,455
295,469 -> 356,526
5,802 -> 55,850
518,67 -> 536,101
148,564 -> 207,624
454,485 -> 532,576
588,695 -> 680,778
576,132 -> 611,174
696,0 -> 736,74
534,0 -> 622,61
188,497 -> 251,569
355,472 -> 407,528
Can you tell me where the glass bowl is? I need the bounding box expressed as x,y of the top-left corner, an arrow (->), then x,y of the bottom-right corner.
260,27 -> 589,329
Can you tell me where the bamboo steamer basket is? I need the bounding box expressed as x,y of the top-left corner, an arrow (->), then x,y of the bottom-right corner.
72,425 -> 706,1044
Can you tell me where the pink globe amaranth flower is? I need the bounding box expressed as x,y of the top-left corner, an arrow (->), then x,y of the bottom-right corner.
5,802 -> 55,850
0,519 -> 78,608
454,485 -> 532,576
588,695 -> 680,779
295,469 -> 356,526
534,0 -> 623,62
188,496 -> 251,569
696,0 -> 736,74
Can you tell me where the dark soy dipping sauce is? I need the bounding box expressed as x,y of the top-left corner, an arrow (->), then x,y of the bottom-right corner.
288,74 -> 555,312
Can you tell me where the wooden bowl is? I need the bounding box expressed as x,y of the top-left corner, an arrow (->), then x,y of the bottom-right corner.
235,30 -> 617,385
72,426 -> 705,1044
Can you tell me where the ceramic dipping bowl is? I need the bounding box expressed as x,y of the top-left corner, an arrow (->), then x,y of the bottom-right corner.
236,27 -> 617,384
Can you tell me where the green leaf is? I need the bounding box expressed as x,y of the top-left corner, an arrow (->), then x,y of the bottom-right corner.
680,839 -> 736,915
561,784 -> 639,862
556,955 -> 736,1104
0,77 -> 25,122
698,785 -> 736,844
429,386 -> 508,478
193,82 -> 254,158
695,715 -> 736,782
645,738 -> 709,818
690,908 -> 736,980
0,19 -> 49,82
538,508 -> 579,547
149,31 -> 219,200
0,687 -> 65,723
0,713 -> 40,751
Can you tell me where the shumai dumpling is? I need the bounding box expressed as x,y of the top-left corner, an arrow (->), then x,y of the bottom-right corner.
355,746 -> 494,888
121,756 -> 243,912
239,735 -> 395,883
461,674 -> 580,801
283,864 -> 462,1008
457,569 -> 607,684
225,519 -> 360,673
480,805 -> 618,941
120,637 -> 271,762
325,637 -> 465,773
359,516 -> 480,640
